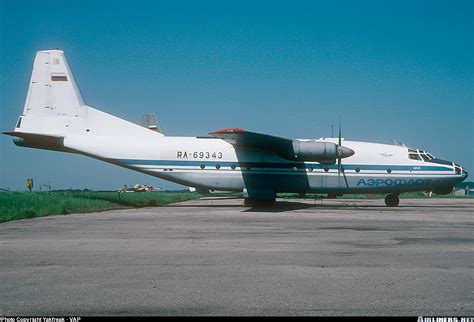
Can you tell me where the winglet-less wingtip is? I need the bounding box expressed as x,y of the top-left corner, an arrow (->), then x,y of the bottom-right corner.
209,128 -> 246,135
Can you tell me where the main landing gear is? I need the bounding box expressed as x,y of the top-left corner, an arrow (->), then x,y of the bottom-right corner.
243,198 -> 276,207
242,188 -> 276,207
384,193 -> 399,207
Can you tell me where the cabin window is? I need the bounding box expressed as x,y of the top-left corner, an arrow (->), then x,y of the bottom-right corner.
324,167 -> 329,172
231,165 -> 236,170
308,167 -> 313,172
200,164 -> 205,169
355,167 -> 360,173
387,169 -> 392,174
215,164 -> 220,169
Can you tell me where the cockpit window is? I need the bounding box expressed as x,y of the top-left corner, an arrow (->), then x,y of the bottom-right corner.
408,148 -> 436,162
409,153 -> 422,161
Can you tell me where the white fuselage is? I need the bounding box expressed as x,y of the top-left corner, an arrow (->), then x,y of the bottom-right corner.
63,133 -> 466,195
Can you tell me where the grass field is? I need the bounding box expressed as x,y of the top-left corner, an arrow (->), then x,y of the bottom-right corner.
0,191 -> 201,223
1,190 -> 471,223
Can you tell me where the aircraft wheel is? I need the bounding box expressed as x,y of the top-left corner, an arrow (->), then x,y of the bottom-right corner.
327,193 -> 337,199
384,193 -> 399,207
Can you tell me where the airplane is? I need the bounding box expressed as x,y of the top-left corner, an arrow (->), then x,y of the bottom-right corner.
3,50 -> 469,207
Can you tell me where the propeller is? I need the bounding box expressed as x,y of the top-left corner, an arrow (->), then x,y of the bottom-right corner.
337,116 -> 350,189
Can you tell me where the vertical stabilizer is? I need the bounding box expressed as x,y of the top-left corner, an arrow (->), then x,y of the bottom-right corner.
8,49 -> 164,143
23,50 -> 85,117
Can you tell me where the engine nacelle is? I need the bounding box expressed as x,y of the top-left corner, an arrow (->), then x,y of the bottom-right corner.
276,140 -> 355,162
291,141 -> 338,162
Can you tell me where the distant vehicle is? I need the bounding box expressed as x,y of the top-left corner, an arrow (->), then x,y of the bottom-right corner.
144,185 -> 162,192
119,184 -> 161,193
4,50 -> 468,206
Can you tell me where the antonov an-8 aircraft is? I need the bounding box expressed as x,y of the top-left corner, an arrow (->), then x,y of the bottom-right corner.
4,50 -> 468,206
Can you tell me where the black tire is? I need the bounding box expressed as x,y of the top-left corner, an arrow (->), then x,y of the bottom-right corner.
385,194 -> 400,207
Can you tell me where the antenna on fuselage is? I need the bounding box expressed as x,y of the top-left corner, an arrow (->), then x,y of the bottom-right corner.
394,140 -> 407,147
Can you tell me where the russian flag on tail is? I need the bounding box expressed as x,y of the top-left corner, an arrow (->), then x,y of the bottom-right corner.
51,73 -> 68,81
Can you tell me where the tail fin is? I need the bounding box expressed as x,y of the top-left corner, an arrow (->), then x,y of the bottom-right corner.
23,50 -> 85,117
7,50 -> 164,142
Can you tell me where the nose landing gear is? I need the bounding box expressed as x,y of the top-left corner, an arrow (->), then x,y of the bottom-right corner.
384,193 -> 399,207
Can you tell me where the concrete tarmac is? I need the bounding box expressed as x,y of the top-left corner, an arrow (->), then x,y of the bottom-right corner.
0,197 -> 473,316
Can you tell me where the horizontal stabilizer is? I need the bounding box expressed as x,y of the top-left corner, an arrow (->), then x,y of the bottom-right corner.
3,131 -> 63,140
2,131 -> 67,152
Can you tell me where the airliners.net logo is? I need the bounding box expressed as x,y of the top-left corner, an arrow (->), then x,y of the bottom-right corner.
418,317 -> 473,322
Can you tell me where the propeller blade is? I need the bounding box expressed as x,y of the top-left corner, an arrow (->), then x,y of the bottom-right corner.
342,166 -> 349,188
338,159 -> 341,180
338,116 -> 342,148
337,115 -> 349,188
337,115 -> 342,175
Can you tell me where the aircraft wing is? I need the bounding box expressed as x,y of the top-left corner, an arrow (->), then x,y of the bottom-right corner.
209,128 -> 293,153
209,128 -> 355,163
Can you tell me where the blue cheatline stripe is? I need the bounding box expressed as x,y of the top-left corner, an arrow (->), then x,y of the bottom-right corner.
111,158 -> 452,172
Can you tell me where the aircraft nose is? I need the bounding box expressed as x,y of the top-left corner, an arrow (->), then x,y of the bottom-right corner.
456,163 -> 469,179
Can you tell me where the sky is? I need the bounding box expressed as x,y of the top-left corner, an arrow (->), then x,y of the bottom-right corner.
0,0 -> 473,191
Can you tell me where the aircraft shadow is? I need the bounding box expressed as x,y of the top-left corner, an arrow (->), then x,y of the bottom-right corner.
243,201 -> 318,213
197,196 -> 242,201
167,198 -> 470,212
